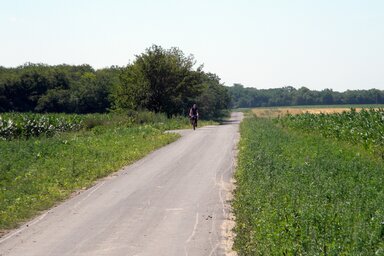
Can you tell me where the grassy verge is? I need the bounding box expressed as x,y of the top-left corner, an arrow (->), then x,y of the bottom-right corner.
233,117 -> 384,255
0,113 -> 216,231
0,125 -> 178,230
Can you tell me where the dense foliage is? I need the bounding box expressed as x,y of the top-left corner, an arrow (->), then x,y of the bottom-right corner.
0,45 -> 230,119
113,45 -> 229,118
0,64 -> 116,113
228,84 -> 384,108
278,108 -> 384,157
234,117 -> 384,255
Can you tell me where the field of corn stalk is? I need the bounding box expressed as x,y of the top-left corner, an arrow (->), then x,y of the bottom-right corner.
278,108 -> 384,157
0,113 -> 83,140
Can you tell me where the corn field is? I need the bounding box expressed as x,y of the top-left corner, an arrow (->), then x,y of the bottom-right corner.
0,113 -> 83,140
278,108 -> 384,156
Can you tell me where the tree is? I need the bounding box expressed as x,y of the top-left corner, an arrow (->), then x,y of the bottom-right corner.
35,89 -> 72,113
113,45 -> 205,116
321,89 -> 334,105
196,73 -> 230,119
68,72 -> 111,113
227,84 -> 384,107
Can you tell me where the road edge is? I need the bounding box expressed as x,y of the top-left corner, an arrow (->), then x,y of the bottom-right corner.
221,113 -> 242,256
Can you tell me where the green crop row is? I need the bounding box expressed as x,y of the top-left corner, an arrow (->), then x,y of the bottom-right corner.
0,113 -> 83,140
234,117 -> 384,255
278,108 -> 384,157
0,111 -> 216,141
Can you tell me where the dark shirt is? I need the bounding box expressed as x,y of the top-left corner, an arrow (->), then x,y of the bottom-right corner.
190,107 -> 198,116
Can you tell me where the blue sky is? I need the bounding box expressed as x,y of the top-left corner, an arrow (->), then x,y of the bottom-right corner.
1,0 -> 383,91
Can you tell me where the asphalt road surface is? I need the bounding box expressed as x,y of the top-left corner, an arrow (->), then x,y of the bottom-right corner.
0,112 -> 243,256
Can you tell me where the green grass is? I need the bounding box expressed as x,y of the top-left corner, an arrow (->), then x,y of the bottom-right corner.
234,117 -> 384,255
0,112 -> 216,231
0,125 -> 178,230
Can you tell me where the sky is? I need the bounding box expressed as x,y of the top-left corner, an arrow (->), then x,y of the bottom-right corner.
0,0 -> 383,92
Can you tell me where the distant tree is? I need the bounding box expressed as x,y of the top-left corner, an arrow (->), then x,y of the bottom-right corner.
35,89 -> 72,113
3,50 -> 382,115
321,89 -> 334,105
114,45 -> 205,116
196,73 -> 230,119
294,87 -> 310,105
226,84 -> 384,108
228,83 -> 251,108
70,72 -> 111,113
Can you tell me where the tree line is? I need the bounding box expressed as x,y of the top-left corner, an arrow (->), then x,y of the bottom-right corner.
0,45 -> 230,119
2,46 -> 382,116
228,84 -> 384,108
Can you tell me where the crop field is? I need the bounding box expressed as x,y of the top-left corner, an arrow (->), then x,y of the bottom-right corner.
252,104 -> 384,118
233,107 -> 384,255
279,108 -> 384,158
0,111 -> 207,141
0,113 -> 83,140
0,112 -> 216,232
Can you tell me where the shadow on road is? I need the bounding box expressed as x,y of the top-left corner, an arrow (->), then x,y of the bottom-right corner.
219,119 -> 241,125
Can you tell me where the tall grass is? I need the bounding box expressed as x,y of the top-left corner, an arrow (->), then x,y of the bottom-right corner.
234,117 -> 384,255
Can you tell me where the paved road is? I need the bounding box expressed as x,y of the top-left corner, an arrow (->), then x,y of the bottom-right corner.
0,112 -> 243,256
